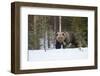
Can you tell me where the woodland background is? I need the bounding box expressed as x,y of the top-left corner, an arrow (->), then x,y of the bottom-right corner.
28,15 -> 88,50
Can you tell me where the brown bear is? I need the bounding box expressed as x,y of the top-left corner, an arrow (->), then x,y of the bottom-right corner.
55,32 -> 82,49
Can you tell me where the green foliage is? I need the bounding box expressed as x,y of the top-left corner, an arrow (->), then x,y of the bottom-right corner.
62,16 -> 88,47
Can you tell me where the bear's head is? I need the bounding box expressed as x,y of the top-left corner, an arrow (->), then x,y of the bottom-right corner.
56,32 -> 66,43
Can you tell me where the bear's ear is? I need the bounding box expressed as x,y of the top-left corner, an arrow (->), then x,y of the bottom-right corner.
62,32 -> 64,36
56,33 -> 58,36
62,32 -> 66,36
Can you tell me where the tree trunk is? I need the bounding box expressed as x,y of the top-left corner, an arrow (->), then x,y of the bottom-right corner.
59,16 -> 61,32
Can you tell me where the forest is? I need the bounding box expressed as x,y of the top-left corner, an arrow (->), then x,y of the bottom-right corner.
28,15 -> 88,50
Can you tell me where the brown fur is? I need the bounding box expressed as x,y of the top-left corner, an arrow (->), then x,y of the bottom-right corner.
56,32 -> 82,49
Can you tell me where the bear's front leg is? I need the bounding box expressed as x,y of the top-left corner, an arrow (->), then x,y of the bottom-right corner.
55,41 -> 61,49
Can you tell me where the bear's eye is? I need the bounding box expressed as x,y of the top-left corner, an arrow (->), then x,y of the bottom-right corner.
62,33 -> 64,36
56,34 -> 58,36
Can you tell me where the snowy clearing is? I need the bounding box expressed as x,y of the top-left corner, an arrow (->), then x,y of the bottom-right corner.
28,48 -> 88,61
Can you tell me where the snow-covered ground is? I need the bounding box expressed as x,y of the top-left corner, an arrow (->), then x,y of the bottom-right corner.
28,48 -> 88,61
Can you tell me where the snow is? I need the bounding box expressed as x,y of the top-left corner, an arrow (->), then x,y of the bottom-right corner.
28,48 -> 88,61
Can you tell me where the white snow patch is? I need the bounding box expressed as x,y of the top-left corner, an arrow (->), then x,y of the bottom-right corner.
28,48 -> 88,61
